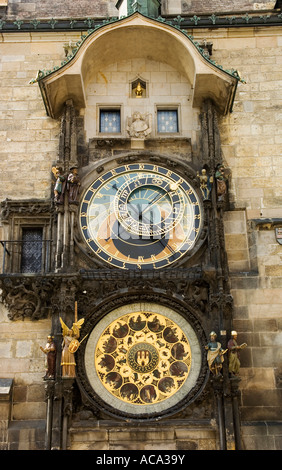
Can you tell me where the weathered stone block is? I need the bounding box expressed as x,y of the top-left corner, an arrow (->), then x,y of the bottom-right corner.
71,429 -> 108,442
13,401 -> 46,420
176,440 -> 197,450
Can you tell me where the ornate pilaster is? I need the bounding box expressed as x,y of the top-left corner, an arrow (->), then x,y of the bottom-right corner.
211,375 -> 226,450
61,378 -> 75,450
44,380 -> 55,450
230,377 -> 243,450
53,99 -> 80,272
58,100 -> 78,172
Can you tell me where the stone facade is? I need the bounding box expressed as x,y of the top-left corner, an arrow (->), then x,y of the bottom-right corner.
0,0 -> 281,451
2,0 -> 278,19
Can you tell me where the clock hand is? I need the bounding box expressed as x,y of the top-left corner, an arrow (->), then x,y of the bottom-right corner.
158,238 -> 174,253
141,183 -> 179,217
127,202 -> 151,225
141,193 -> 169,217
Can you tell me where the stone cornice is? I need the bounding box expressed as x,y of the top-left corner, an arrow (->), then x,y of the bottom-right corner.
0,11 -> 281,33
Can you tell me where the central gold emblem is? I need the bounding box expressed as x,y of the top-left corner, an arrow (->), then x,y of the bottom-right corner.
127,342 -> 159,373
95,312 -> 192,405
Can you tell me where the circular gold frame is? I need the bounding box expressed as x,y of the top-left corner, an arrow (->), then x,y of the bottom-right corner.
84,302 -> 203,416
95,311 -> 192,406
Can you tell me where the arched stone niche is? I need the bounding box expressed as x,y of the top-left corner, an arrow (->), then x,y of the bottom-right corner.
38,13 -> 239,120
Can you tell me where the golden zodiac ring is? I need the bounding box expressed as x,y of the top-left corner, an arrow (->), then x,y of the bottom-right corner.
95,311 -> 192,405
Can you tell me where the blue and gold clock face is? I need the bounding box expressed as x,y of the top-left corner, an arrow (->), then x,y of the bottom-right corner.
80,163 -> 202,270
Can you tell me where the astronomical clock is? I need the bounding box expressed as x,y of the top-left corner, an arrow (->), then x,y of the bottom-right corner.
75,158 -> 210,420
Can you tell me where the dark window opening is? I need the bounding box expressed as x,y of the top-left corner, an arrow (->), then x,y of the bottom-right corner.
21,228 -> 43,273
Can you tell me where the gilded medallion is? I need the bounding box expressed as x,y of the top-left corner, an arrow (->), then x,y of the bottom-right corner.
95,312 -> 192,405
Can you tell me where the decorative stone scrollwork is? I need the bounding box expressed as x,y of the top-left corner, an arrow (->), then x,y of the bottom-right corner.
0,276 -> 58,321
76,273 -> 210,317
0,199 -> 51,223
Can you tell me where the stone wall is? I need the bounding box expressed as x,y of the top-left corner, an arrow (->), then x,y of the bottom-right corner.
69,421 -> 217,450
0,32 -> 81,202
3,0 -> 118,19
84,58 -> 194,141
202,25 -> 282,425
162,1 -> 277,15
0,303 -> 48,421
2,0 -> 278,20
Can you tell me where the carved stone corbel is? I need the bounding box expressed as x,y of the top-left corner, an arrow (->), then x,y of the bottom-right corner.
209,292 -> 233,319
0,275 -> 58,320
51,275 -> 82,321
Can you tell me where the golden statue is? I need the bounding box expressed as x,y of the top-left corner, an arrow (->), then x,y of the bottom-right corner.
227,331 -> 247,376
135,82 -> 143,97
60,315 -> 84,378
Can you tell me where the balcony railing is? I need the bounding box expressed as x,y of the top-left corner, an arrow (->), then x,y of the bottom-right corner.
0,240 -> 52,275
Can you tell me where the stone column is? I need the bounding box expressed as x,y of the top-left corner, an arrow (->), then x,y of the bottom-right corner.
62,378 -> 75,450
211,376 -> 226,450
44,380 -> 54,450
230,377 -> 243,450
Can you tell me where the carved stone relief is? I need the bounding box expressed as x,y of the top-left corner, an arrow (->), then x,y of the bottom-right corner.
0,276 -> 57,321
126,111 -> 152,139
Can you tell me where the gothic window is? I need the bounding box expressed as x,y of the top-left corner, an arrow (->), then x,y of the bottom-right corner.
0,195 -> 52,275
20,228 -> 43,273
99,109 -> 121,133
157,109 -> 179,133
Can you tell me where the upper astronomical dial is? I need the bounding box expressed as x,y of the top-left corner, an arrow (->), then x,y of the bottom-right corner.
80,163 -> 202,270
114,174 -> 185,237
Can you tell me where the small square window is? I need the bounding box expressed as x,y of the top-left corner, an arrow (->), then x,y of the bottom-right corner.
100,109 -> 121,133
157,110 -> 178,133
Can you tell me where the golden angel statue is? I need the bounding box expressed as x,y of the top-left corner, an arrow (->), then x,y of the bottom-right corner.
60,317 -> 84,378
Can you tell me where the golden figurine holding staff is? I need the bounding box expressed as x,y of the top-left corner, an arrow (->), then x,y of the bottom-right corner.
205,331 -> 227,376
60,301 -> 85,378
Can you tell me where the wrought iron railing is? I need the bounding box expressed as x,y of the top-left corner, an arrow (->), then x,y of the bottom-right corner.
0,240 -> 52,275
